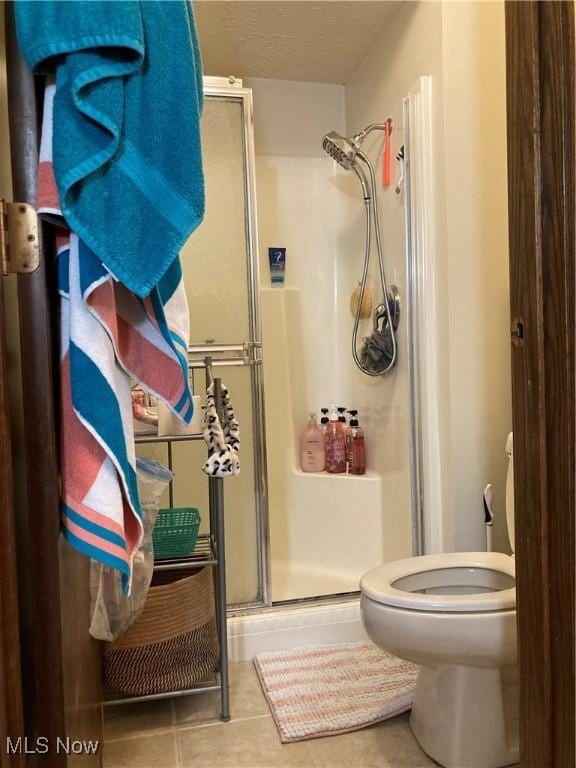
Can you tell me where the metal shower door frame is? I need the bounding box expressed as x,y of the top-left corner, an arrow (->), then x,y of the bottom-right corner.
202,76 -> 271,608
403,76 -> 446,558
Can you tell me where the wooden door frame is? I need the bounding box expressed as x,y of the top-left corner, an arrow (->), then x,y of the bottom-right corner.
505,2 -> 575,766
4,4 -> 103,766
0,272 -> 25,768
4,6 -> 69,762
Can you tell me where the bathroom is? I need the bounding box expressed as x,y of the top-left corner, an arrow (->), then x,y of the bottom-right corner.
114,3 -> 515,740
0,1 -> 574,768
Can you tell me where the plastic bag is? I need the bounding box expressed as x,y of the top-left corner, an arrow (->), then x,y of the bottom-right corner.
89,458 -> 173,641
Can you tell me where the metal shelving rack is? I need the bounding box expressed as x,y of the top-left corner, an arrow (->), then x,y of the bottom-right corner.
105,356 -> 230,721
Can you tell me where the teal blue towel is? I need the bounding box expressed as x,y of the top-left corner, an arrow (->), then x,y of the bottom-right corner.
15,0 -> 204,297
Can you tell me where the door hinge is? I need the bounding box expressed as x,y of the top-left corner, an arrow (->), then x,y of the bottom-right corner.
0,199 -> 40,276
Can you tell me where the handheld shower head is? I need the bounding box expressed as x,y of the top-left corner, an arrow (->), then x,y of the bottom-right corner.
320,119 -> 398,377
322,131 -> 361,170
322,122 -> 390,199
322,122 -> 389,169
322,131 -> 371,199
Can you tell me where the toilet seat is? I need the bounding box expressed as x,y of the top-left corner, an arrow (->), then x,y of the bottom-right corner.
361,552 -> 515,613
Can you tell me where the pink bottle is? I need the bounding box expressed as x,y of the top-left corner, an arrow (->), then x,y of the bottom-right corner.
325,405 -> 347,474
300,412 -> 326,472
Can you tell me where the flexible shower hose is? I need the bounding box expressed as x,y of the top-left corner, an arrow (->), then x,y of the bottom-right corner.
351,151 -> 398,376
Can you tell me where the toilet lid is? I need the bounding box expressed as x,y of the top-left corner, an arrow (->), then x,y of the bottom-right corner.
361,552 -> 516,613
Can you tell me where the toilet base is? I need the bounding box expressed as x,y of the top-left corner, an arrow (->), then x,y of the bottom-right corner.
410,664 -> 518,768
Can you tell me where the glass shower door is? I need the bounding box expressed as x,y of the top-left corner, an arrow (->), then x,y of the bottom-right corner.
176,80 -> 268,607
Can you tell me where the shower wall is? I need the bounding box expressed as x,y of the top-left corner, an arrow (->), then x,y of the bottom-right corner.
250,78 -> 413,602
346,1 -> 512,553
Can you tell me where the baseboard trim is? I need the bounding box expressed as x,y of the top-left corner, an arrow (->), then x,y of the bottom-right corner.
227,599 -> 368,662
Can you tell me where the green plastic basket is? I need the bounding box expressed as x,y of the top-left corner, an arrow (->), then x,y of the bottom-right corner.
153,507 -> 201,559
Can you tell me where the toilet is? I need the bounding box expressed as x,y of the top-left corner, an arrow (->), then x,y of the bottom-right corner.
360,434 -> 517,768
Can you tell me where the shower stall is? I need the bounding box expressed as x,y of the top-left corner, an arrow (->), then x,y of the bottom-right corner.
137,75 -> 432,618
255,76 -> 429,606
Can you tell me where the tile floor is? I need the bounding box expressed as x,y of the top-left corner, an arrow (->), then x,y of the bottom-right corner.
103,662 -> 438,768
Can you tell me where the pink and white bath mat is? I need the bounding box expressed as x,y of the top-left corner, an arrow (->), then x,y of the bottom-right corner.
253,641 -> 419,742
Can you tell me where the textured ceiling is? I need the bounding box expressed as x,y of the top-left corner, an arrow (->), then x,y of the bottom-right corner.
194,1 -> 401,85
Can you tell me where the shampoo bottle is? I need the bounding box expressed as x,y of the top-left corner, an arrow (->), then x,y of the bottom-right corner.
337,407 -> 348,434
337,407 -> 348,471
325,405 -> 347,474
319,408 -> 329,435
347,410 -> 366,475
300,412 -> 325,472
346,409 -> 354,465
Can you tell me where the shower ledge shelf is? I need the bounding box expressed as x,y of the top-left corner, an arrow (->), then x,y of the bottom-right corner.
293,468 -> 380,480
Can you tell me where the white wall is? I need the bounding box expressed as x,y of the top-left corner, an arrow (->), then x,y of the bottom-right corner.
247,77 -> 345,157
247,77 -> 349,428
250,77 -> 414,600
345,1 -> 512,553
440,1 -> 511,553
345,1 -> 448,555
346,1 -> 451,552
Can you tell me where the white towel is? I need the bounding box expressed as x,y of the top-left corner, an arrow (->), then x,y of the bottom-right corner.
202,383 -> 240,477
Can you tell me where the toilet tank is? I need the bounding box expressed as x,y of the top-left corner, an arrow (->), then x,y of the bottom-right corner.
505,433 -> 514,553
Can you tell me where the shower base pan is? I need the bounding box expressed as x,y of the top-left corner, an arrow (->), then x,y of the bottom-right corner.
228,598 -> 367,662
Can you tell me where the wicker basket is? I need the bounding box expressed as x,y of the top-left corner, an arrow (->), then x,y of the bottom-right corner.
103,567 -> 219,696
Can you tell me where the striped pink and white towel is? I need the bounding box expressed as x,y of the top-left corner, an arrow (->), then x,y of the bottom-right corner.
39,82 -> 194,593
254,641 -> 419,742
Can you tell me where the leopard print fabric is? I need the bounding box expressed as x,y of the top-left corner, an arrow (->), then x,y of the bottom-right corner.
202,383 -> 240,477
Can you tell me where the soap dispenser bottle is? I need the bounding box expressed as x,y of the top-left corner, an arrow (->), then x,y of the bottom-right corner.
300,412 -> 326,473
319,408 -> 329,435
347,410 -> 366,476
337,408 -> 349,471
337,407 -> 348,434
346,409 -> 355,465
325,405 -> 347,474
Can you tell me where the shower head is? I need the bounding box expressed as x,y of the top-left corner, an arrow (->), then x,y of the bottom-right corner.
322,131 -> 371,199
322,122 -> 389,170
322,122 -> 390,200
322,131 -> 361,170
